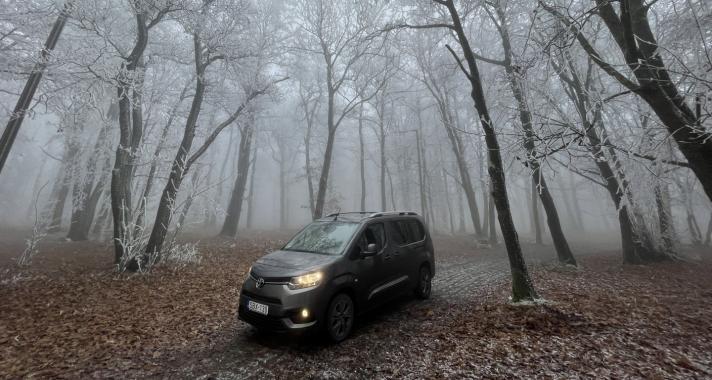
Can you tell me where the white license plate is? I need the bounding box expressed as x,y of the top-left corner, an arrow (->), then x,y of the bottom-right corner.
247,300 -> 269,315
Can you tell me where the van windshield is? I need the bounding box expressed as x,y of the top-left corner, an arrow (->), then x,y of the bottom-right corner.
283,221 -> 359,255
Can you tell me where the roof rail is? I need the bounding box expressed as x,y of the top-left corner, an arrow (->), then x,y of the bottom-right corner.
325,211 -> 378,218
368,211 -> 419,218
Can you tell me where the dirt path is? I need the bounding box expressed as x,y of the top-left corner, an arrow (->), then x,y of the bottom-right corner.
176,247 -> 515,379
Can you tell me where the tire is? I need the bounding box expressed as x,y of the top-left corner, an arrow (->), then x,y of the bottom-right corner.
325,293 -> 355,343
414,265 -> 432,299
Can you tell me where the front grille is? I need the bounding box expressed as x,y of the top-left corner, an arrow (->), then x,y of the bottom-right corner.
241,289 -> 282,305
239,305 -> 286,331
249,270 -> 291,283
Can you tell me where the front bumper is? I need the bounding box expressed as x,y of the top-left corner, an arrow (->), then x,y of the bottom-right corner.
237,277 -> 326,333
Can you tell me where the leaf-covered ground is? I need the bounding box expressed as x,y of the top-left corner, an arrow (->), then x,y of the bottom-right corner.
1,230 -> 711,379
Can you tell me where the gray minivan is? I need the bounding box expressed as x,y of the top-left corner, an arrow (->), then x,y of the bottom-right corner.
238,211 -> 435,342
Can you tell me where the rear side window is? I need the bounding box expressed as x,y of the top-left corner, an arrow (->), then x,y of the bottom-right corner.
407,220 -> 425,242
391,220 -> 426,245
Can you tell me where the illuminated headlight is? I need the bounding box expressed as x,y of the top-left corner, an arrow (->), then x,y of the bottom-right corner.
288,271 -> 323,290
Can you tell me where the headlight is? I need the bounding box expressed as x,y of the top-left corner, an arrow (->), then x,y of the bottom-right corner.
288,271 -> 323,290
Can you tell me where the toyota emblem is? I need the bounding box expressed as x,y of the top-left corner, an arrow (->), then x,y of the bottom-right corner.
256,277 -> 265,289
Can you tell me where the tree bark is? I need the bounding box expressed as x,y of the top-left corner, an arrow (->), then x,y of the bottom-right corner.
143,34 -> 207,261
457,178 -> 466,233
111,11 -> 151,264
68,104 -> 115,241
426,89 -> 483,237
378,99 -> 387,211
220,119 -> 255,237
704,212 -> 712,247
358,104 -> 366,212
135,79 -> 192,233
0,1 -> 73,175
278,143 -> 287,229
442,167 -> 455,234
488,180 -> 497,245
654,180 -> 676,253
246,143 -> 258,229
530,178 -> 543,245
440,0 -> 537,302
416,109 -> 428,223
544,0 -> 712,203
176,169 -> 201,231
313,86 -> 337,219
496,24 -> 575,257
46,147 -> 76,233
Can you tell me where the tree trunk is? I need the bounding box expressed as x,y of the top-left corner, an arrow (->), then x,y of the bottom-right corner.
358,104 -> 366,212
441,0 -> 537,302
46,157 -> 74,233
136,81 -> 192,233
305,121 -> 316,218
111,12 -> 150,264
386,162 -> 396,211
531,178 -> 543,244
457,180 -> 466,233
554,47 -> 666,264
687,210 -> 703,246
0,1 -> 73,175
246,143 -> 258,229
176,169 -> 201,231
68,108 -> 114,241
220,120 -> 255,237
378,101 -> 387,211
91,191 -> 111,240
569,173 -> 585,230
433,97 -> 483,237
416,112 -> 428,222
545,0 -> 712,203
482,184 -> 489,235
488,180 -> 497,245
313,88 -> 337,219
442,167 -> 455,234
654,180 -> 676,253
279,146 -> 287,229
559,177 -> 582,231
704,212 -> 712,247
143,34 -> 208,261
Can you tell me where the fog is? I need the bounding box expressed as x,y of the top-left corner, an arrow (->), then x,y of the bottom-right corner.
0,0 -> 710,269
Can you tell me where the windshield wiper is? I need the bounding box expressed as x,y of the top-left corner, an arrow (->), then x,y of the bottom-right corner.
284,248 -> 320,254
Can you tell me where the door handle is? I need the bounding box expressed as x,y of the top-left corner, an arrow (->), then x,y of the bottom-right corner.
393,249 -> 401,256
383,253 -> 392,260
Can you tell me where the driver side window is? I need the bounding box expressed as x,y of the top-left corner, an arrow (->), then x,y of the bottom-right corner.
356,223 -> 386,253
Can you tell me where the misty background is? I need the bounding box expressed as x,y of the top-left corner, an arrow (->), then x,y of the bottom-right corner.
0,0 -> 710,267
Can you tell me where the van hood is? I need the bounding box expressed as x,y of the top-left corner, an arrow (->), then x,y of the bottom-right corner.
251,250 -> 341,279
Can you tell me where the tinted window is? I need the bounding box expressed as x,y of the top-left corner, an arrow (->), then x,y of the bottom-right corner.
391,221 -> 409,245
407,220 -> 425,242
356,223 -> 386,252
284,221 -> 359,255
391,220 -> 425,245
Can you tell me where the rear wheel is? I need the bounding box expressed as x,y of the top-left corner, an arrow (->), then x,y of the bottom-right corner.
414,265 -> 432,299
325,293 -> 354,343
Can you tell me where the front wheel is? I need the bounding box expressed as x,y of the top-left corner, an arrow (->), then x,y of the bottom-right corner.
414,265 -> 432,299
325,293 -> 355,343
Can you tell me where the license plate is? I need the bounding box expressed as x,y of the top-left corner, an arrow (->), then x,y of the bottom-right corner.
247,300 -> 269,315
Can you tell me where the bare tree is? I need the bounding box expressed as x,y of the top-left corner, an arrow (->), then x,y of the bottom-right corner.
0,1 -> 74,175
541,0 -> 712,204
291,0 -> 389,218
431,0 -> 538,301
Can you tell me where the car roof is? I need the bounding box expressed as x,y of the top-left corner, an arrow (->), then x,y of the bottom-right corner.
316,211 -> 422,223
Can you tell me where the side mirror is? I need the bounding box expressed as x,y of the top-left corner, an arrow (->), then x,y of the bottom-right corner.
360,243 -> 378,258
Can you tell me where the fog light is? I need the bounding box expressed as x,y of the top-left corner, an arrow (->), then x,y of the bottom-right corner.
301,308 -> 309,319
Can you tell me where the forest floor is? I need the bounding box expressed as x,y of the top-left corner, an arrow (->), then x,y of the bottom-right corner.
1,229 -> 711,379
